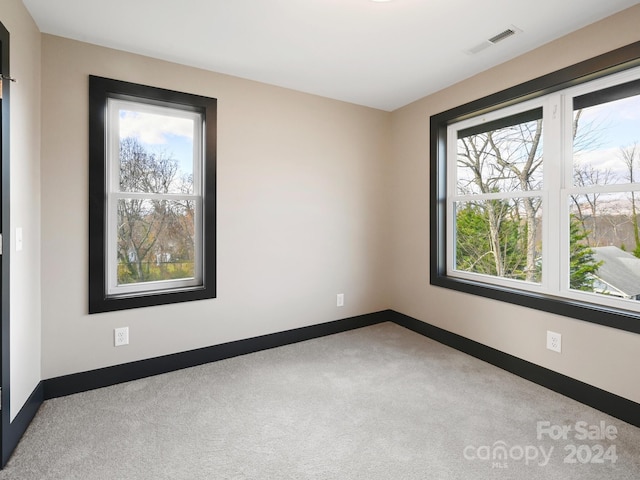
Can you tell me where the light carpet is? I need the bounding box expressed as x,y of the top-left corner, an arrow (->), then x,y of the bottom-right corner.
1,322 -> 638,479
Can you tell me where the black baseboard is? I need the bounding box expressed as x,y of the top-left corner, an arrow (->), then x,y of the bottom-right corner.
2,382 -> 43,466
389,310 -> 640,428
41,308 -> 639,429
43,310 -> 389,399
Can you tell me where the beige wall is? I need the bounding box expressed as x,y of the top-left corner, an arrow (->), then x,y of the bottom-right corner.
40,35 -> 391,379
7,0 -> 640,421
388,5 -> 640,403
0,0 -> 42,420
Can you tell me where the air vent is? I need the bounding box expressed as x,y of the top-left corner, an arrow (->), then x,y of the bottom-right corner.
465,25 -> 522,55
488,28 -> 516,44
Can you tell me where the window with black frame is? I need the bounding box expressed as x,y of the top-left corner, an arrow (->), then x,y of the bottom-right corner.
89,76 -> 217,313
430,44 -> 640,334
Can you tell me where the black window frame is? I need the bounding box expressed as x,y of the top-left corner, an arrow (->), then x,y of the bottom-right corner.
89,76 -> 217,313
430,41 -> 640,335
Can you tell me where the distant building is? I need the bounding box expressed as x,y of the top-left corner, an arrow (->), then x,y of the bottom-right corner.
591,246 -> 640,300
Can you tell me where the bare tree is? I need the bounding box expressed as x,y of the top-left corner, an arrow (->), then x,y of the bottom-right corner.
620,142 -> 640,255
458,135 -> 509,277
488,120 -> 543,281
457,118 -> 543,280
117,137 -> 182,283
569,107 -> 616,247
570,163 -> 616,246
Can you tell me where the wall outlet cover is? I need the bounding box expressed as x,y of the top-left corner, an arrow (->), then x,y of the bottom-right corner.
114,327 -> 129,347
546,330 -> 561,353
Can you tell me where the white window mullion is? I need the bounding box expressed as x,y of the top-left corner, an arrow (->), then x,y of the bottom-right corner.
559,92 -> 578,297
564,183 -> 640,195
194,197 -> 204,283
107,192 -> 119,294
111,192 -> 200,202
452,190 -> 543,203
542,94 -> 564,294
446,124 -> 458,275
106,99 -> 121,295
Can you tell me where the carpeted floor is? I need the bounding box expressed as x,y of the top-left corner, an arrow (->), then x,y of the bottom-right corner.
1,322 -> 638,479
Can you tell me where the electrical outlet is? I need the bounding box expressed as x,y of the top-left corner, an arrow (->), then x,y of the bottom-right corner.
337,293 -> 344,307
114,327 -> 129,347
546,330 -> 561,353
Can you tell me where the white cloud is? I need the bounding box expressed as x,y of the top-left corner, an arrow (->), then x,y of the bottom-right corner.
573,146 -> 633,183
119,110 -> 194,145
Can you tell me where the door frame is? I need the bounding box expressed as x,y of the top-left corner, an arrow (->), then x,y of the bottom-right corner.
0,19 -> 10,467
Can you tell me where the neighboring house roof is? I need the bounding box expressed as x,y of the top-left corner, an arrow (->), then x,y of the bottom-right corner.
591,246 -> 640,298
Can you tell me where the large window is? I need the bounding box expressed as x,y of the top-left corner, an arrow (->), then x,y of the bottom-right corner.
89,76 -> 216,313
431,42 -> 640,334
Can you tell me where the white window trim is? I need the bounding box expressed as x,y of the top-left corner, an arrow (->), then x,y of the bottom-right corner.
445,65 -> 640,314
105,98 -> 205,297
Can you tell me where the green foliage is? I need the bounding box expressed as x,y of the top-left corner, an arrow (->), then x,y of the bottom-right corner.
456,209 -> 600,289
455,204 -> 492,274
455,202 -> 532,281
569,215 -> 602,291
118,262 -> 195,284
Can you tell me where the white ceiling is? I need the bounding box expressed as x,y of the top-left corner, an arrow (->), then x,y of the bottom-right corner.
22,0 -> 640,111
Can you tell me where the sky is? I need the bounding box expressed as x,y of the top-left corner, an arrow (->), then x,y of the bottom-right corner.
574,94 -> 640,184
118,107 -> 196,179
455,92 -> 640,191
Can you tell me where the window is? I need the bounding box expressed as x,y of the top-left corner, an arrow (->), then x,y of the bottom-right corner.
430,42 -> 640,334
450,106 -> 544,287
89,76 -> 216,313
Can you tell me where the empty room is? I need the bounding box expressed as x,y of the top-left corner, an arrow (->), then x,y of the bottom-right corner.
0,0 -> 638,478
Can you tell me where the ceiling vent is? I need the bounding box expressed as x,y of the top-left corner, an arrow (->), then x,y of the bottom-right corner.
488,28 -> 517,44
465,25 -> 522,55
